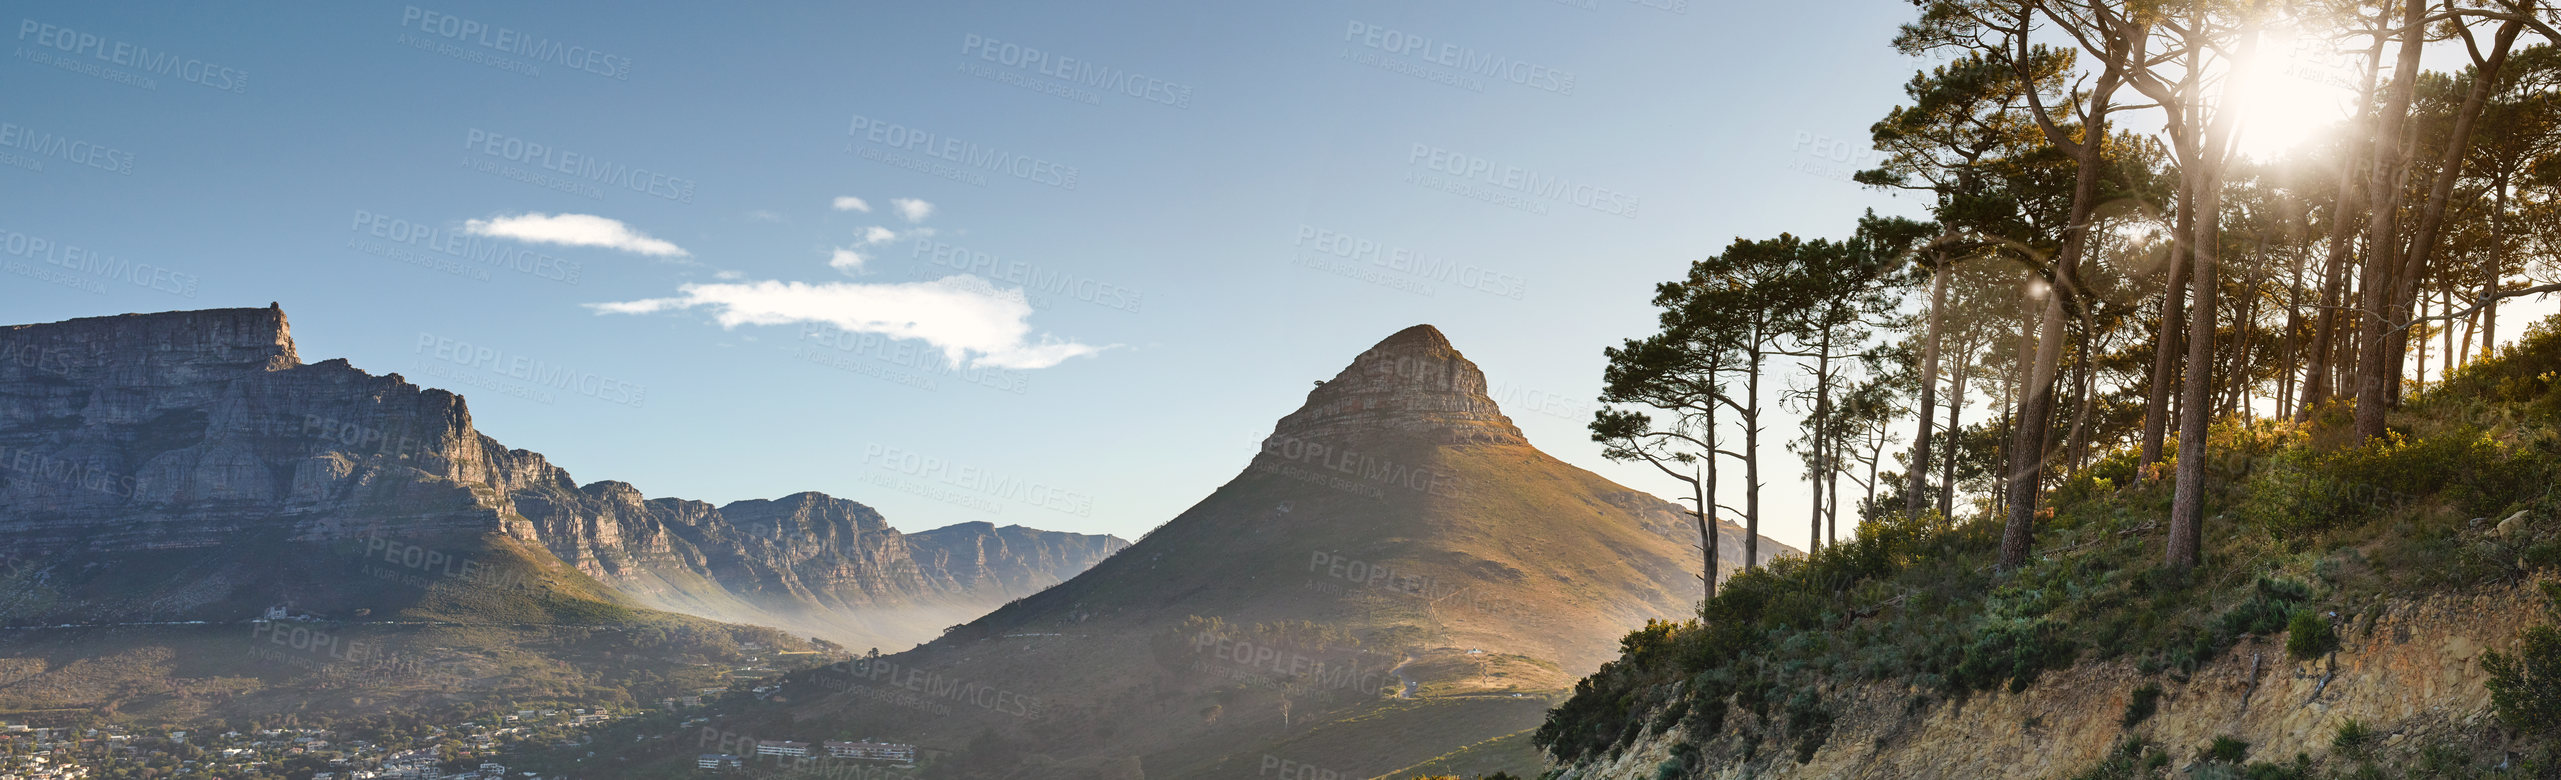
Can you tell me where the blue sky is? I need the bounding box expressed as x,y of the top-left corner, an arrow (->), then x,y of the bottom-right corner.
1,0 -> 1928,550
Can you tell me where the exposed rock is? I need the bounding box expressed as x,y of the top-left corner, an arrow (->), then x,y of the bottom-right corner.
1569,584 -> 2540,779
1266,324 -> 1527,448
0,306 -> 1124,649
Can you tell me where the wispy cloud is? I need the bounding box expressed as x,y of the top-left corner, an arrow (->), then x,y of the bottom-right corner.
832,196 -> 871,213
589,276 -> 1105,369
746,210 -> 786,223
827,226 -> 932,275
891,198 -> 934,223
465,213 -> 688,257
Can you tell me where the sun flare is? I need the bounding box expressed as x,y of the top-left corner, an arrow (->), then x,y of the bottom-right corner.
2228,28 -> 2362,160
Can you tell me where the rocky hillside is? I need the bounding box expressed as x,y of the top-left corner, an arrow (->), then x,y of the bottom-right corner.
1537,320 -> 2561,779
0,305 -> 1124,650
1566,584 -> 2531,779
679,325 -> 1796,780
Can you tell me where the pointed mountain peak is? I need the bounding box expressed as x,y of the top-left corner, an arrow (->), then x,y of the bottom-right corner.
1265,324 -> 1525,447
1375,323 -> 1453,351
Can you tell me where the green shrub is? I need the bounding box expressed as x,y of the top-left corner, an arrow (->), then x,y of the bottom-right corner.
1651,757 -> 1684,780
2285,610 -> 2338,661
2205,735 -> 2248,764
2064,737 -> 2156,780
1784,689 -> 1833,763
2331,718 -> 2373,756
2121,683 -> 2161,728
2240,754 -> 2314,780
1951,616 -> 2075,694
2485,582 -> 2561,739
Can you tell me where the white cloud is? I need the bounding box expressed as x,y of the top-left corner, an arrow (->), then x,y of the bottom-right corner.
589,276 -> 1104,369
862,226 -> 898,245
746,210 -> 785,223
828,248 -> 867,272
890,198 -> 934,223
714,270 -> 746,280
464,213 -> 688,257
832,196 -> 871,212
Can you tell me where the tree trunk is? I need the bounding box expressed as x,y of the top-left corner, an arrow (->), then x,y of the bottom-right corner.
1810,326 -> 1835,553
2281,239 -> 2308,416
2142,196 -> 2196,472
2298,32 -> 2390,421
2441,284 -> 2454,381
1706,402 -> 1722,594
1694,471 -> 1715,601
1997,4 -> 2125,570
2349,0 -> 2438,442
2167,14 -> 2246,571
2167,171 -> 2225,570
1744,321 -> 1765,571
1941,352 -> 1969,519
2381,18 -> 2524,405
2486,177 -> 2510,358
1906,258 -> 1948,519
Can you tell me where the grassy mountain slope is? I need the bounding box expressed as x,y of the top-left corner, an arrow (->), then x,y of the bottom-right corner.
665,325 -> 1795,780
0,529 -> 825,730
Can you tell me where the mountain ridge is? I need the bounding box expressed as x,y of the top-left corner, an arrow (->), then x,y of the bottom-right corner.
0,305 -> 1125,650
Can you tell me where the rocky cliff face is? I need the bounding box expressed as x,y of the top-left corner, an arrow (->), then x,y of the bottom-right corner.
0,306 -> 1124,648
1265,324 -> 1527,448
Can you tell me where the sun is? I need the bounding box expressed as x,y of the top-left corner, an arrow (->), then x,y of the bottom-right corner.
2227,28 -> 2361,161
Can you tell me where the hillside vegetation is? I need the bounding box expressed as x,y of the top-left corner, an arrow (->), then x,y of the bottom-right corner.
1538,318 -> 2561,778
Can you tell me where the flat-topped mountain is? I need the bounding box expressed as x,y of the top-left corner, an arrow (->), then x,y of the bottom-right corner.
708,324 -> 1794,780
0,305 -> 1124,651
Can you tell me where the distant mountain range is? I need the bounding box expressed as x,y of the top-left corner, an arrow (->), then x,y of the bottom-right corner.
0,305 -> 1125,651
701,324 -> 1797,780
